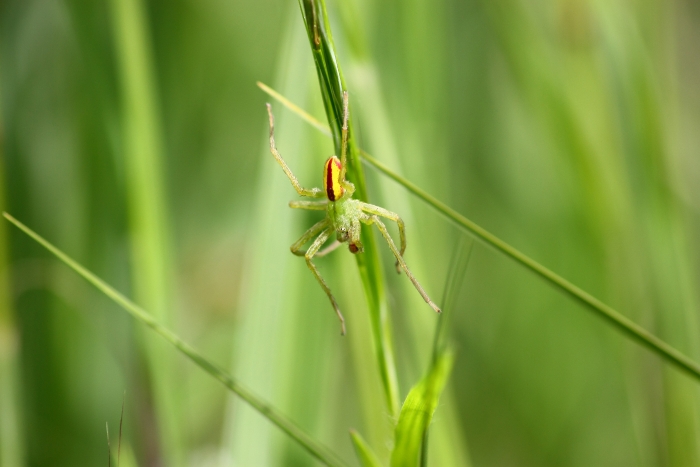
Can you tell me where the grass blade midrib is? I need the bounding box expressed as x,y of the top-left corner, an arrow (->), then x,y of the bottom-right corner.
256,82 -> 700,382
3,212 -> 351,467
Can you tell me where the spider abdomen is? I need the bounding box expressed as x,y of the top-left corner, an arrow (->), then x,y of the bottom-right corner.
323,156 -> 344,201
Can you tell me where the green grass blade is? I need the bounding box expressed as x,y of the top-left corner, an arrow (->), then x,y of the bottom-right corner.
257,82 -> 700,385
257,81 -> 332,137
108,0 -> 181,462
297,0 -> 400,416
0,86 -> 24,467
3,212 -> 352,467
258,81 -> 330,133
391,350 -> 454,467
360,151 -> 700,381
421,238 -> 473,466
432,238 -> 473,364
350,430 -> 384,467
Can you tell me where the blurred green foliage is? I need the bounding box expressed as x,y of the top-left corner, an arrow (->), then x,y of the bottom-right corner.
2,0 -> 700,466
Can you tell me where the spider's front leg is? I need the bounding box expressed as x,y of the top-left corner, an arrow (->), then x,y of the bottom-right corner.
290,220 -> 346,335
359,202 -> 406,273
361,214 -> 441,314
288,201 -> 339,257
290,218 -> 329,256
289,200 -> 328,211
266,104 -> 324,198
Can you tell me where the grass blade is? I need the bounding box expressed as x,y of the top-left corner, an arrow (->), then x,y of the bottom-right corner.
432,238 -> 473,364
298,0 -> 400,416
359,152 -> 700,381
420,238 -> 473,466
108,0 -> 181,462
3,212 -> 351,467
257,82 -> 700,384
350,430 -> 384,467
390,350 -> 454,467
0,75 -> 24,467
106,422 -> 111,467
257,81 -> 332,137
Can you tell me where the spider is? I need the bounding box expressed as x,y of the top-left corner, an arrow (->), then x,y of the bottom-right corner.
265,91 -> 440,335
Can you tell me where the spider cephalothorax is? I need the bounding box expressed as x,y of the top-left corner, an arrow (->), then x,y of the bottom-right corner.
266,91 -> 440,335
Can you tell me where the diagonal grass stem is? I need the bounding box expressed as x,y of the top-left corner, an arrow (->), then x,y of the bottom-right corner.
3,212 -> 351,467
256,83 -> 700,383
358,152 -> 700,381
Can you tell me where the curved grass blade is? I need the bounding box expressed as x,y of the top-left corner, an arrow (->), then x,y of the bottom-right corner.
257,82 -> 700,384
3,212 -> 351,467
297,0 -> 400,416
391,350 -> 454,467
350,430 -> 384,467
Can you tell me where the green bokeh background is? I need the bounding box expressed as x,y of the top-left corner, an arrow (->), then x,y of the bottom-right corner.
2,0 -> 700,465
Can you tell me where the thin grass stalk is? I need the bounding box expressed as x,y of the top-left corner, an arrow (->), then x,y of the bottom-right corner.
349,430 -> 383,467
298,0 -> 400,416
361,151 -> 700,379
0,79 -> 24,467
425,238 -> 473,464
3,212 -> 352,467
432,238 -> 473,363
484,0 -> 700,460
258,84 -> 700,385
108,0 -> 181,463
417,237 -> 473,467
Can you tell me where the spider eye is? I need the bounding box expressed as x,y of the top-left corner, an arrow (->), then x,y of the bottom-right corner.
323,156 -> 344,201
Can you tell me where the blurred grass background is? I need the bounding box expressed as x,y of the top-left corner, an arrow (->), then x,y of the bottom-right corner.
2,0 -> 700,465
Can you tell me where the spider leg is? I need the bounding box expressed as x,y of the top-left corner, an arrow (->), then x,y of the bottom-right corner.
289,214 -> 340,257
339,91 -> 349,182
266,104 -> 324,198
362,214 -> 441,313
305,227 -> 346,335
290,218 -> 329,257
334,91 -> 356,196
289,200 -> 328,211
315,240 -> 342,258
359,202 -> 406,273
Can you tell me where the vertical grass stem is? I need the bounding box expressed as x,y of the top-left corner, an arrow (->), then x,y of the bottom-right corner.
108,0 -> 181,463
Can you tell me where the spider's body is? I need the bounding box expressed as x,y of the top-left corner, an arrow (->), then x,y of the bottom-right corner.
328,198 -> 361,246
266,92 -> 440,335
324,162 -> 363,252
323,156 -> 344,201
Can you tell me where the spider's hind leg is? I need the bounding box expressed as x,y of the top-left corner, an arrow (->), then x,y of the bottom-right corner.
359,202 -> 406,273
304,227 -> 346,335
362,214 -> 440,313
290,218 -> 329,257
290,220 -> 346,334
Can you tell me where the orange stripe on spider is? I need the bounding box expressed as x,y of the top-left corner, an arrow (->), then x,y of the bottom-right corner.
323,156 -> 344,201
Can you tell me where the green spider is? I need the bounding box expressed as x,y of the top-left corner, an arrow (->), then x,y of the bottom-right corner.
265,91 -> 440,335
